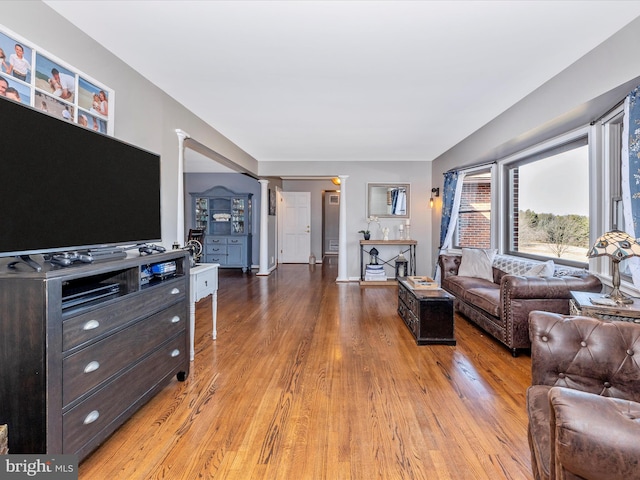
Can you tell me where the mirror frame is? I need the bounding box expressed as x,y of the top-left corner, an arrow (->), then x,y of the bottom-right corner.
367,183 -> 410,219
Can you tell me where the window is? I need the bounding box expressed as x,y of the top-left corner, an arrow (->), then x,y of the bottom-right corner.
505,137 -> 589,266
602,107 -> 633,280
453,170 -> 492,249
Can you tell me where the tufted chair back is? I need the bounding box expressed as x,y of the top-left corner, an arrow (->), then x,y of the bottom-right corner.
529,311 -> 640,401
528,311 -> 640,480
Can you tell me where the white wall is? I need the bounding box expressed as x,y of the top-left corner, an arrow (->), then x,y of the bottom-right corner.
3,1 -> 260,252
431,16 -> 640,271
262,161 -> 433,279
18,2 -> 636,280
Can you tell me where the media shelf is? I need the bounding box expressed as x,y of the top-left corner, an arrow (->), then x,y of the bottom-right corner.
0,250 -> 190,460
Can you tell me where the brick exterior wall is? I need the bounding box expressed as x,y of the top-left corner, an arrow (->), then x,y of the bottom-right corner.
458,182 -> 491,248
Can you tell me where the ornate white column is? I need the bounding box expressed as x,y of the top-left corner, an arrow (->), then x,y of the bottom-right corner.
336,175 -> 349,282
257,179 -> 270,276
175,129 -> 190,246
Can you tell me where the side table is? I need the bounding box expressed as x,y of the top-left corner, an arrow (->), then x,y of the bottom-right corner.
570,290 -> 640,323
189,263 -> 220,360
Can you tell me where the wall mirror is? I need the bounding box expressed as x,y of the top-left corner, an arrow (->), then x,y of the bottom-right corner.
367,183 -> 410,218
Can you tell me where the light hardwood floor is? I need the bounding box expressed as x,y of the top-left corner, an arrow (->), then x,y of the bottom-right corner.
78,259 -> 533,479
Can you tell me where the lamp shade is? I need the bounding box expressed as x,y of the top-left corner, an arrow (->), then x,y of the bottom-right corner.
587,230 -> 640,261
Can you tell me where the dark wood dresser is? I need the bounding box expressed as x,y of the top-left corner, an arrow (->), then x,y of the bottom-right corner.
0,251 -> 190,460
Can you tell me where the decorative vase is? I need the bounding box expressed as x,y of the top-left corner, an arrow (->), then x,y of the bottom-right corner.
363,233 -> 371,240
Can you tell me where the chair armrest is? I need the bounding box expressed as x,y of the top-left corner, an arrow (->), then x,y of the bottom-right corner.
501,274 -> 601,300
438,254 -> 461,283
549,387 -> 640,480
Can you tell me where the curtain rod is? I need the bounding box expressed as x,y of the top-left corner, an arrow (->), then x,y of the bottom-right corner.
591,99 -> 625,126
445,160 -> 496,175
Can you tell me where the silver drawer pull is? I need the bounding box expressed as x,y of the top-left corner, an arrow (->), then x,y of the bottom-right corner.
170,349 -> 180,357
170,288 -> 180,295
82,320 -> 100,330
83,410 -> 100,425
84,361 -> 100,373
171,315 -> 180,324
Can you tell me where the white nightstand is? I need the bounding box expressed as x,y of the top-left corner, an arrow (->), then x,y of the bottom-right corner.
189,263 -> 219,361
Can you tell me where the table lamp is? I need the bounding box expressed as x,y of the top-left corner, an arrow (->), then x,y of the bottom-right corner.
587,230 -> 640,304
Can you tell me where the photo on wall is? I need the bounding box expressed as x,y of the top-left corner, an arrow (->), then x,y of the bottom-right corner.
0,31 -> 33,84
0,74 -> 31,105
35,53 -> 76,103
35,91 -> 75,122
78,77 -> 108,133
0,24 -> 115,135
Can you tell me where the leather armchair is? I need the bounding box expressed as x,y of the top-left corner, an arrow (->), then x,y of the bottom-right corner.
527,311 -> 640,480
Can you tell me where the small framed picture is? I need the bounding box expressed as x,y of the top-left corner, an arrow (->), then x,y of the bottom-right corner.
269,189 -> 276,216
329,194 -> 340,205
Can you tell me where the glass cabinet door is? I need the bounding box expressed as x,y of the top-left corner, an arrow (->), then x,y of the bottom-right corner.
231,198 -> 245,234
194,198 -> 208,230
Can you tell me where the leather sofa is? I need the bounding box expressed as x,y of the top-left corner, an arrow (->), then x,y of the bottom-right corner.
438,253 -> 601,355
527,311 -> 640,480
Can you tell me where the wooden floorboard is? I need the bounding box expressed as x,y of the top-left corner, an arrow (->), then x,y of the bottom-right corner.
78,260 -> 533,479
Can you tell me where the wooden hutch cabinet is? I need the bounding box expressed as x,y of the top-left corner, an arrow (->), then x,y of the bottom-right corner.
191,186 -> 252,272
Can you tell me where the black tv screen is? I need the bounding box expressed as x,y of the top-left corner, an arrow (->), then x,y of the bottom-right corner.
0,96 -> 161,258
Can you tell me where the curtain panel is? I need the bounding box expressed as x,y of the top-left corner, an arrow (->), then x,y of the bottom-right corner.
622,85 -> 640,287
434,170 -> 465,282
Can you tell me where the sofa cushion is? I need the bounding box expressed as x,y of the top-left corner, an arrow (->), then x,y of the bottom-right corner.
464,287 -> 501,317
444,274 -> 496,299
525,260 -> 555,277
457,248 -> 497,281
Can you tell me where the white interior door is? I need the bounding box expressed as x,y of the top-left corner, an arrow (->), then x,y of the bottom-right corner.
280,192 -> 311,263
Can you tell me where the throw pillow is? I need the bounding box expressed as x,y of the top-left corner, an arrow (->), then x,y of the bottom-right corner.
525,260 -> 555,277
457,248 -> 497,282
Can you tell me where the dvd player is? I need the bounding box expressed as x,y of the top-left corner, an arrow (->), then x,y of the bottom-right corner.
62,282 -> 120,309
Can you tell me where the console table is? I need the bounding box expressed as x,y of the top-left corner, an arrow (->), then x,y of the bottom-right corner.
359,240 -> 416,285
189,263 -> 219,361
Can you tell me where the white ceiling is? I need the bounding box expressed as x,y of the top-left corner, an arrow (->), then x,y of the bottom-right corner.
44,0 -> 640,164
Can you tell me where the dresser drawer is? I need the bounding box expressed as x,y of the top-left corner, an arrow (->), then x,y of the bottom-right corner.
206,244 -> 227,255
227,237 -> 245,246
63,331 -> 187,455
63,302 -> 186,406
192,267 -> 218,301
206,236 -> 245,246
63,278 -> 186,351
206,237 -> 227,245
404,293 -> 419,318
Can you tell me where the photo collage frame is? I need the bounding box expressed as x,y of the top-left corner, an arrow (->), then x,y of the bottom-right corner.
0,25 -> 114,135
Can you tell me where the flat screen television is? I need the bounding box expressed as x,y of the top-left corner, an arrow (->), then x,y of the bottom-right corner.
0,96 -> 161,266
